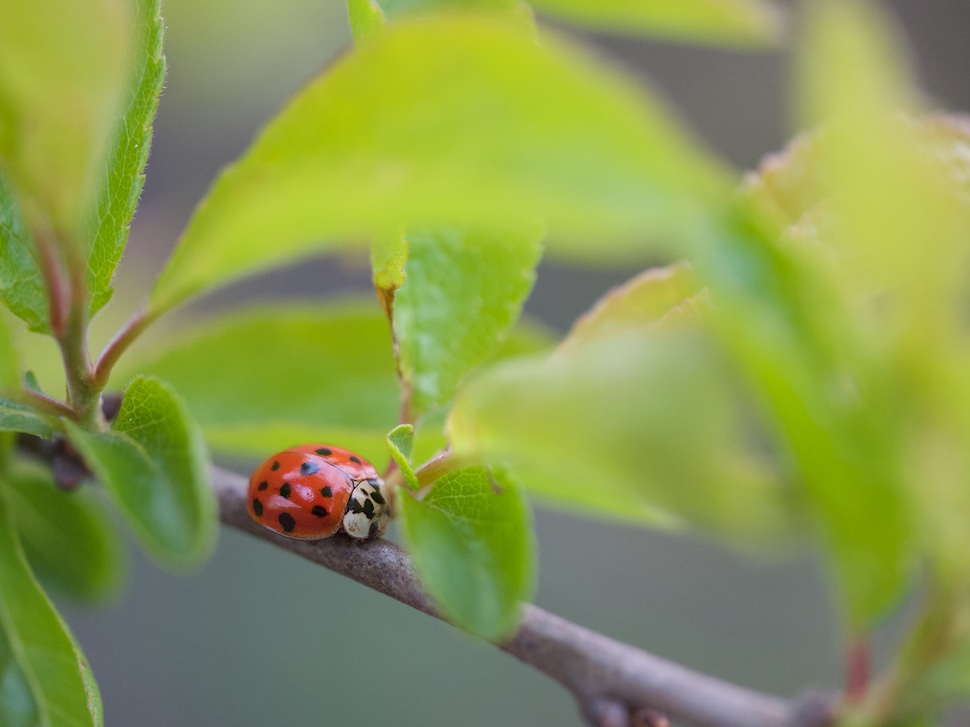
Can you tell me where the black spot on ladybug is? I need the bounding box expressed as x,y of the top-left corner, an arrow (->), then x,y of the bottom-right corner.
363,499 -> 375,518
369,488 -> 386,505
369,521 -> 379,536
258,481 -> 268,491
348,499 -> 365,514
319,486 -> 333,498
278,512 -> 296,532
252,499 -> 263,517
316,447 -> 332,457
311,505 -> 328,518
349,455 -> 362,465
300,461 -> 320,476
279,482 -> 292,499
271,460 -> 281,471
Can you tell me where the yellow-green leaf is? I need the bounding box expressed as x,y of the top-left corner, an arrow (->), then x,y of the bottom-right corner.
116,303 -> 399,464
0,0 -> 134,238
148,15 -> 728,316
529,0 -> 782,47
450,329 -> 786,535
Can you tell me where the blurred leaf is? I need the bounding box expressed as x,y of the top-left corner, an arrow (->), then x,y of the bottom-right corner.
399,465 -> 534,640
0,0 -> 134,238
787,0 -> 970,613
395,226 -> 541,420
148,15 -> 729,316
701,203 -> 912,625
559,263 -> 702,353
0,316 -> 18,392
0,174 -> 48,333
7,464 -> 124,601
0,399 -> 53,439
65,376 -> 216,567
410,413 -> 450,471
117,303 -> 399,462
378,0 -> 527,15
87,0 -> 166,316
450,329 -> 787,535
347,0 -> 387,41
796,1 -> 968,328
740,132 -> 825,231
205,425 -> 392,472
0,478 -> 103,727
529,0 -> 782,47
386,424 -> 418,490
494,317 -> 557,359
349,0 -> 534,41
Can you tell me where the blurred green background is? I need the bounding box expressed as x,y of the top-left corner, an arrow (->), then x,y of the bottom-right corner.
58,1 -> 970,725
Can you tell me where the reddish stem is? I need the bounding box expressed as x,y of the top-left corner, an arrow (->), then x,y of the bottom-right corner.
35,234 -> 69,337
93,308 -> 152,387
845,634 -> 871,703
20,387 -> 77,421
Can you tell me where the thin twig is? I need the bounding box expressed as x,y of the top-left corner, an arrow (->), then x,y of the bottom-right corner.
211,465 -> 829,727
93,308 -> 152,387
18,387 -> 76,421
34,232 -> 69,338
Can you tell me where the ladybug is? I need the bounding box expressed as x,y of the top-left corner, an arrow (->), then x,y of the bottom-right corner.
247,444 -> 391,540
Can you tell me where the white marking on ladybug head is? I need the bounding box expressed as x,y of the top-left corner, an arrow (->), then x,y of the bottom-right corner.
342,478 -> 391,540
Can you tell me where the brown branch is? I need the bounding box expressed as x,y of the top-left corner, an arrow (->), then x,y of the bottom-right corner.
211,465 -> 833,727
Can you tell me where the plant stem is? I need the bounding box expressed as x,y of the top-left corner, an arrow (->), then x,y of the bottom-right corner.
34,229 -> 102,425
19,388 -> 77,421
845,634 -> 871,703
93,308 -> 152,387
57,263 -> 98,426
210,464 -> 820,727
34,232 -> 69,338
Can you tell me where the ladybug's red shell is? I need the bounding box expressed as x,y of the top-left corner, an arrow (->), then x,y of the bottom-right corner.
288,444 -> 379,481
247,445 -> 390,541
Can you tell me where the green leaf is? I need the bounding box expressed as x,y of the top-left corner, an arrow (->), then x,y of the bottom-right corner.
795,0 -> 967,321
399,465 -> 534,640
558,262 -> 702,353
701,203 -> 913,625
449,330 -> 787,536
528,0 -> 782,47
64,376 -> 216,567
0,174 -> 48,333
87,0 -> 166,316
0,399 -> 53,439
148,15 -> 729,316
0,0 -> 134,238
116,303 -> 399,463
740,132 -> 825,231
394,226 -> 542,419
0,316 -> 18,392
7,464 -> 123,602
0,476 -> 103,727
781,0 -> 970,616
378,0 -> 528,15
386,424 -> 418,490
347,0 -> 387,41
348,0 -> 536,47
